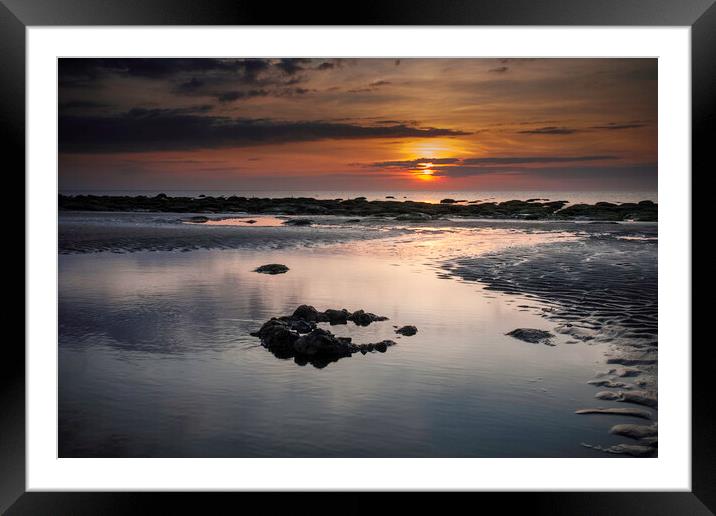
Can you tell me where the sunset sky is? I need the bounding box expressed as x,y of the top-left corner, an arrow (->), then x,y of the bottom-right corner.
58,58 -> 657,192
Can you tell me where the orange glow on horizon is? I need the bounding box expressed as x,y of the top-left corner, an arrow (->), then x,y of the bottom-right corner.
414,168 -> 437,181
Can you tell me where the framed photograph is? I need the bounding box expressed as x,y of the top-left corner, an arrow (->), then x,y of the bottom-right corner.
6,0 -> 711,513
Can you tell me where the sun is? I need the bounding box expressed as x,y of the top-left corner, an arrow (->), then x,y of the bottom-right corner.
414,165 -> 437,181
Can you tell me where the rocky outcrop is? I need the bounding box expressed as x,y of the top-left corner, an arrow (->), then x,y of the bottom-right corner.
58,194 -> 658,221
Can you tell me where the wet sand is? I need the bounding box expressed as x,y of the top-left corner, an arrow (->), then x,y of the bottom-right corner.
442,226 -> 658,455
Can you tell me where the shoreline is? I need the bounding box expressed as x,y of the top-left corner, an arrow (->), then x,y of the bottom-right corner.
59,194 -> 658,222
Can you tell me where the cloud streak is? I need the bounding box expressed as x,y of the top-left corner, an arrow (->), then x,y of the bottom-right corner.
59,110 -> 470,153
517,126 -> 581,135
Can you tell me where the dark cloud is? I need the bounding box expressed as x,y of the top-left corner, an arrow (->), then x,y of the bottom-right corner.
59,58 -> 273,87
367,155 -> 618,169
373,119 -> 419,126
462,155 -> 617,165
59,58 -> 321,91
59,100 -> 110,110
591,122 -> 647,130
518,126 -> 580,135
59,110 -> 470,153
215,87 -> 312,102
174,77 -> 205,93
216,89 -> 269,103
431,164 -> 656,184
275,58 -> 310,76
348,80 -> 393,93
126,105 -> 214,117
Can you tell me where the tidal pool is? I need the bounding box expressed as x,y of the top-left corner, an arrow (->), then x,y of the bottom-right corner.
59,215 -> 656,457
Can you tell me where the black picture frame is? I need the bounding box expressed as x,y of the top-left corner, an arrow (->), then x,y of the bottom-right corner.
4,0 -> 711,514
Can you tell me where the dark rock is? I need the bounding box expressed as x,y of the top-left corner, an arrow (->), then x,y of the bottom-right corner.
254,264 -> 289,275
395,212 -> 432,221
323,308 -> 350,325
287,318 -> 316,334
250,319 -> 299,351
294,328 -> 354,357
440,198 -> 458,204
349,309 -> 389,326
395,325 -> 418,336
371,340 -> 394,352
506,328 -> 554,344
292,304 -> 322,322
282,218 -> 313,226
184,216 -> 210,223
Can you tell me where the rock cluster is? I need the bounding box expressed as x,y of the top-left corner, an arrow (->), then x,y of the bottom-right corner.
250,305 -> 396,368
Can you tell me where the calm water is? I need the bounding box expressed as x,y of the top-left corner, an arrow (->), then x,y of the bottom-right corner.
58,217 -> 655,457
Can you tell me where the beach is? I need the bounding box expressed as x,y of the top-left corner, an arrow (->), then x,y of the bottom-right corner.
58,203 -> 657,458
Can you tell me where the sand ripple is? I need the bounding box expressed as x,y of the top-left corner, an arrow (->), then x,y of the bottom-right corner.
441,231 -> 657,456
